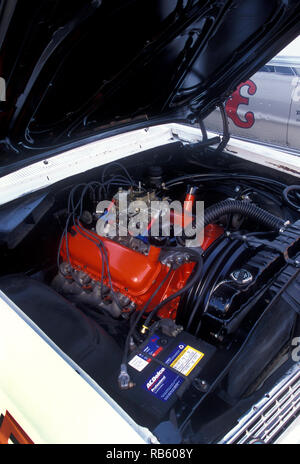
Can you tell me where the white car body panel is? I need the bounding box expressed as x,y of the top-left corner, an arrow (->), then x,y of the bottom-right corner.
0,124 -> 299,209
0,123 -> 203,207
0,290 -> 156,444
223,133 -> 300,178
275,415 -> 300,444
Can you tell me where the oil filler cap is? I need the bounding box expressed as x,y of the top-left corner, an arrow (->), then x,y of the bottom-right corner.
230,269 -> 253,285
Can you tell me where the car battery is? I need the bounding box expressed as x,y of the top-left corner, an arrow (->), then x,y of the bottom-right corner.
122,329 -> 216,426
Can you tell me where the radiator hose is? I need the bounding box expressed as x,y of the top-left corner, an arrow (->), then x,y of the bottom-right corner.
204,200 -> 285,231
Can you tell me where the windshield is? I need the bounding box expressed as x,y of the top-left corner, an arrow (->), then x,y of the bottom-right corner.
205,35 -> 300,151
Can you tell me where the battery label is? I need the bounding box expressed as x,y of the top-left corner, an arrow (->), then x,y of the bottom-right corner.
143,367 -> 184,402
129,335 -> 163,372
143,342 -> 205,402
128,355 -> 150,372
164,343 -> 187,366
169,345 -> 204,376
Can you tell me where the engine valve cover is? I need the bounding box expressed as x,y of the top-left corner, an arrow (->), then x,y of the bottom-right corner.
58,223 -> 223,319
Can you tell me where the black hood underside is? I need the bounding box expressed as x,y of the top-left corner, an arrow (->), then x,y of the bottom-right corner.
0,0 -> 300,169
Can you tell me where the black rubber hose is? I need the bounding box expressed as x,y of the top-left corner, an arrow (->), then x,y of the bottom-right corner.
217,102 -> 230,152
283,185 -> 300,210
203,200 -> 285,231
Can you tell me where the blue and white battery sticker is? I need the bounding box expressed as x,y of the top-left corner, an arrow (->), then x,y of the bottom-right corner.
129,335 -> 204,378
143,366 -> 185,402
164,343 -> 187,365
128,335 -> 163,372
143,343 -> 205,401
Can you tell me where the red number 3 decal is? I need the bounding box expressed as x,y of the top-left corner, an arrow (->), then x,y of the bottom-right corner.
225,79 -> 257,129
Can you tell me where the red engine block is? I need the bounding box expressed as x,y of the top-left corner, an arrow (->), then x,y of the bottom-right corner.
60,224 -> 223,319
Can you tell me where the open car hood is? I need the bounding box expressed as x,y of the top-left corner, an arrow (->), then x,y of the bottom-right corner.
0,0 -> 300,170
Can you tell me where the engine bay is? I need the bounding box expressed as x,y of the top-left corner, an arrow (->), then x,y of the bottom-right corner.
0,147 -> 300,443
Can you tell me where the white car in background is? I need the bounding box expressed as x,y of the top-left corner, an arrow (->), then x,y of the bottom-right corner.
206,56 -> 300,151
